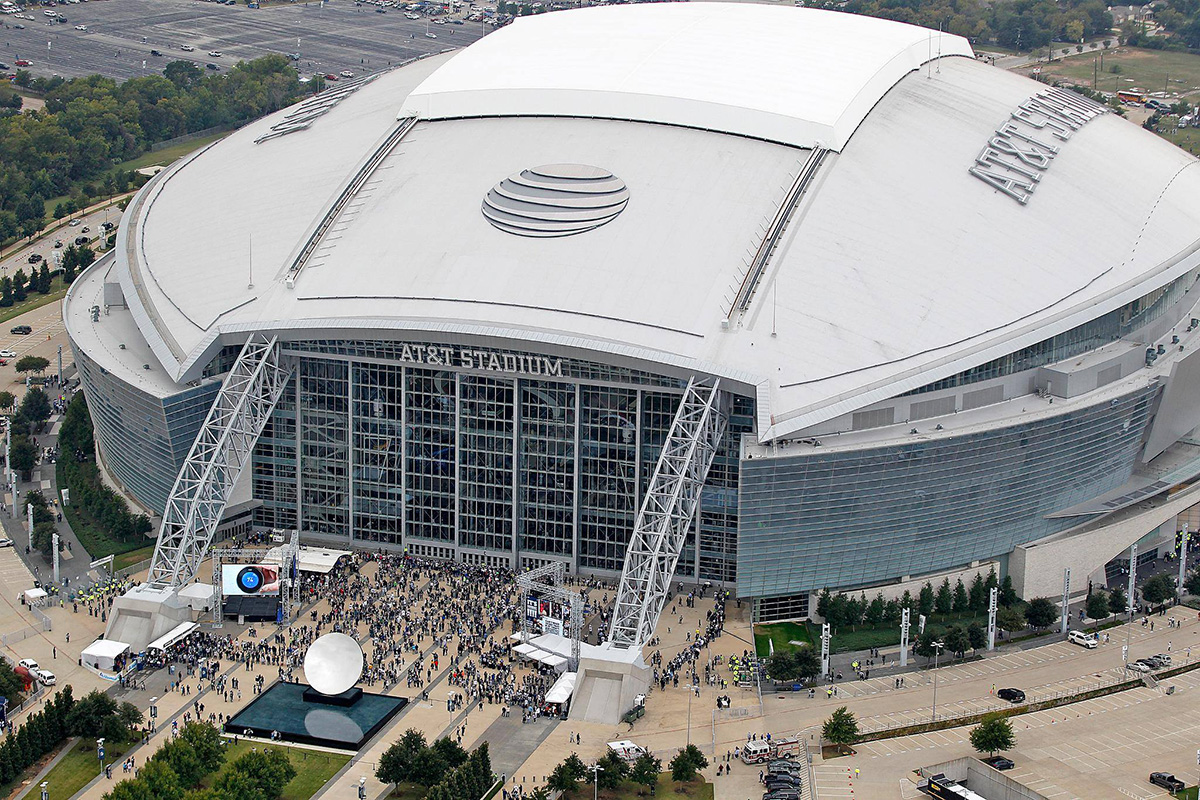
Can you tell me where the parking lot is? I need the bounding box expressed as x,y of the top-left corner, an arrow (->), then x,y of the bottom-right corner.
2,0 -> 487,81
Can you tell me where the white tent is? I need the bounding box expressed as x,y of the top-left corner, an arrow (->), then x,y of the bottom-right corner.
23,588 -> 47,607
81,639 -> 130,673
146,621 -> 198,654
546,672 -> 578,704
178,584 -> 214,613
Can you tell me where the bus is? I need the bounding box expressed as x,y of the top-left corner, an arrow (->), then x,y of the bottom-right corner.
926,774 -> 987,800
1117,90 -> 1147,105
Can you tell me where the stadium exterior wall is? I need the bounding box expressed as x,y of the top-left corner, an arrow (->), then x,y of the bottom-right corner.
736,383 -> 1160,601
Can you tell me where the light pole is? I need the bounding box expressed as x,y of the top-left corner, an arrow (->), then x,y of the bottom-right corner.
97,737 -> 105,776
39,782 -> 47,800
686,683 -> 699,745
589,764 -> 603,800
930,641 -> 944,722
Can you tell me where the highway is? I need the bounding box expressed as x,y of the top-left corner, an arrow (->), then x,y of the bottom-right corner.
1,0 -> 487,82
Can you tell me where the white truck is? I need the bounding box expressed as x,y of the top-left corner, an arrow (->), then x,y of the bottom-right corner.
741,737 -> 803,764
607,740 -> 648,763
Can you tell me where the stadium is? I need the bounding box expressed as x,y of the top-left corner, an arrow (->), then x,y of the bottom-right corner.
65,2 -> 1200,629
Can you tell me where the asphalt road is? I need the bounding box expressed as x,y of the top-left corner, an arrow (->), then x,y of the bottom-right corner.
2,0 -> 488,82
1,205 -> 116,278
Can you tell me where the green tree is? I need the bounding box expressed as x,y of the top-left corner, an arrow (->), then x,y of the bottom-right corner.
177,723 -> 225,775
0,277 -> 11,308
953,579 -> 970,613
767,646 -> 820,682
155,739 -> 205,787
548,753 -> 587,794
1085,591 -> 1110,621
407,746 -> 448,788
594,751 -> 629,790
138,759 -> 184,800
944,625 -> 971,658
631,752 -> 662,792
996,606 -> 1026,635
914,630 -> 941,661
66,690 -> 119,739
1109,585 -> 1129,614
668,744 -> 708,783
377,728 -> 427,784
967,621 -> 987,652
935,578 -> 953,615
9,436 -> 35,478
1000,574 -> 1018,606
969,573 -> 986,611
970,714 -> 1016,757
1025,597 -> 1058,630
12,269 -> 26,302
1142,573 -> 1177,605
19,388 -> 51,428
918,582 -> 935,616
822,706 -> 859,754
0,392 -> 15,413
219,749 -> 296,800
431,736 -> 468,770
15,356 -> 50,375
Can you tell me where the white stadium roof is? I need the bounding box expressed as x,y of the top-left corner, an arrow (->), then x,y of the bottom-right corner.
401,3 -> 972,150
72,3 -> 1200,443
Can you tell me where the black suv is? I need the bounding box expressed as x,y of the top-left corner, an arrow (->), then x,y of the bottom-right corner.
997,688 -> 1025,703
10,325 -> 31,335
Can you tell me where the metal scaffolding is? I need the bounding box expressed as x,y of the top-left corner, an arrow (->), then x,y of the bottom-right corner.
516,561 -> 584,670
608,378 -> 726,650
147,334 -> 292,588
209,530 -> 301,624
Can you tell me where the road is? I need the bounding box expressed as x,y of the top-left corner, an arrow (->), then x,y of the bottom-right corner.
1,205 -> 116,279
2,0 -> 487,82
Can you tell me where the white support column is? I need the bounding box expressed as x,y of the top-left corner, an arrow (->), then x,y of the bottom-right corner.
1128,543 -> 1138,611
986,587 -> 998,651
26,502 -> 32,541
899,608 -> 910,668
1178,523 -> 1190,596
608,378 -> 726,649
52,533 -> 59,584
820,622 -> 831,679
1060,567 -> 1071,634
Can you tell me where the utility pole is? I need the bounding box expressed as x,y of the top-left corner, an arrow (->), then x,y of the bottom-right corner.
899,608 -> 910,668
52,533 -> 58,584
1124,543 -> 1138,675
930,641 -> 944,722
987,587 -> 998,651
57,345 -> 62,388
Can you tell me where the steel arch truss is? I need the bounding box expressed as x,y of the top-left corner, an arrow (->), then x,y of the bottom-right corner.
148,334 -> 292,588
608,378 -> 726,649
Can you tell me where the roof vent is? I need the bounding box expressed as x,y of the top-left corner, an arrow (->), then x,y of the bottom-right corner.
482,164 -> 629,238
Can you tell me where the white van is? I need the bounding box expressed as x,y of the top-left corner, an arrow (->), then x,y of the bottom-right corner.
1068,630 -> 1097,649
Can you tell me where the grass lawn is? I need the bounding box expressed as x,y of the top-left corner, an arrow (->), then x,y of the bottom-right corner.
1159,125 -> 1200,157
827,610 -> 989,654
38,738 -> 129,800
754,622 -> 813,657
1014,46 -> 1200,101
201,741 -> 349,800
113,131 -> 231,174
0,278 -> 68,327
1173,787 -> 1197,799
562,775 -> 713,800
57,459 -> 153,560
113,545 -> 156,572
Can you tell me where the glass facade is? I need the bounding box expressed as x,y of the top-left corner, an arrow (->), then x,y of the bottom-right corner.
243,344 -> 744,580
737,384 -> 1159,600
904,266 -> 1200,396
73,348 -> 220,513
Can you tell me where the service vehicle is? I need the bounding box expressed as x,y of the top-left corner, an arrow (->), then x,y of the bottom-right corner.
1067,630 -> 1097,648
741,737 -> 802,764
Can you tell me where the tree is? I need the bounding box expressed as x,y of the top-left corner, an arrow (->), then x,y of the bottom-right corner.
1025,597 -> 1058,630
19,388 -> 51,430
631,752 -> 661,792
1085,591 -> 1110,621
935,578 -> 953,615
996,606 -> 1026,635
376,728 -> 426,784
138,759 -> 184,800
1142,573 -> 1177,605
9,437 -> 35,479
67,690 -> 120,738
177,723 -> 224,774
406,746 -> 448,788
822,706 -> 859,753
970,714 -> 1016,757
36,263 -> 50,294
816,588 -> 831,620
953,579 -> 969,613
967,621 -> 987,652
944,625 -> 971,658
918,582 -> 935,616
431,737 -> 468,770
548,753 -> 588,794
969,573 -> 986,611
767,646 -> 820,682
865,592 -> 885,624
1000,575 -> 1018,607
0,278 -> 11,308
594,751 -> 629,790
668,744 -> 708,783
914,630 -> 941,661
0,392 -> 14,413
219,749 -> 296,800
15,356 -> 50,375
1109,585 -> 1129,614
12,270 -> 26,302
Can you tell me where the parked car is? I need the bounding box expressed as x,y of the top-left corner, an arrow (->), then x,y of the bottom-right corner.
206,63 -> 220,70
26,253 -> 41,263
1150,773 -> 1185,792
68,219 -> 81,226
1067,630 -> 1097,648
997,688 -> 1025,703
181,44 -> 195,51
32,669 -> 55,686
150,49 -> 162,56
53,240 -> 63,248
0,350 -> 16,357
1127,661 -> 1152,673
74,236 -> 88,245
8,327 -> 29,337
340,69 -> 354,77
17,658 -> 37,671
0,538 -> 13,548
80,225 -> 89,233
325,73 -> 339,81
208,50 -> 222,57
982,756 -> 1015,771
14,59 -> 31,67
